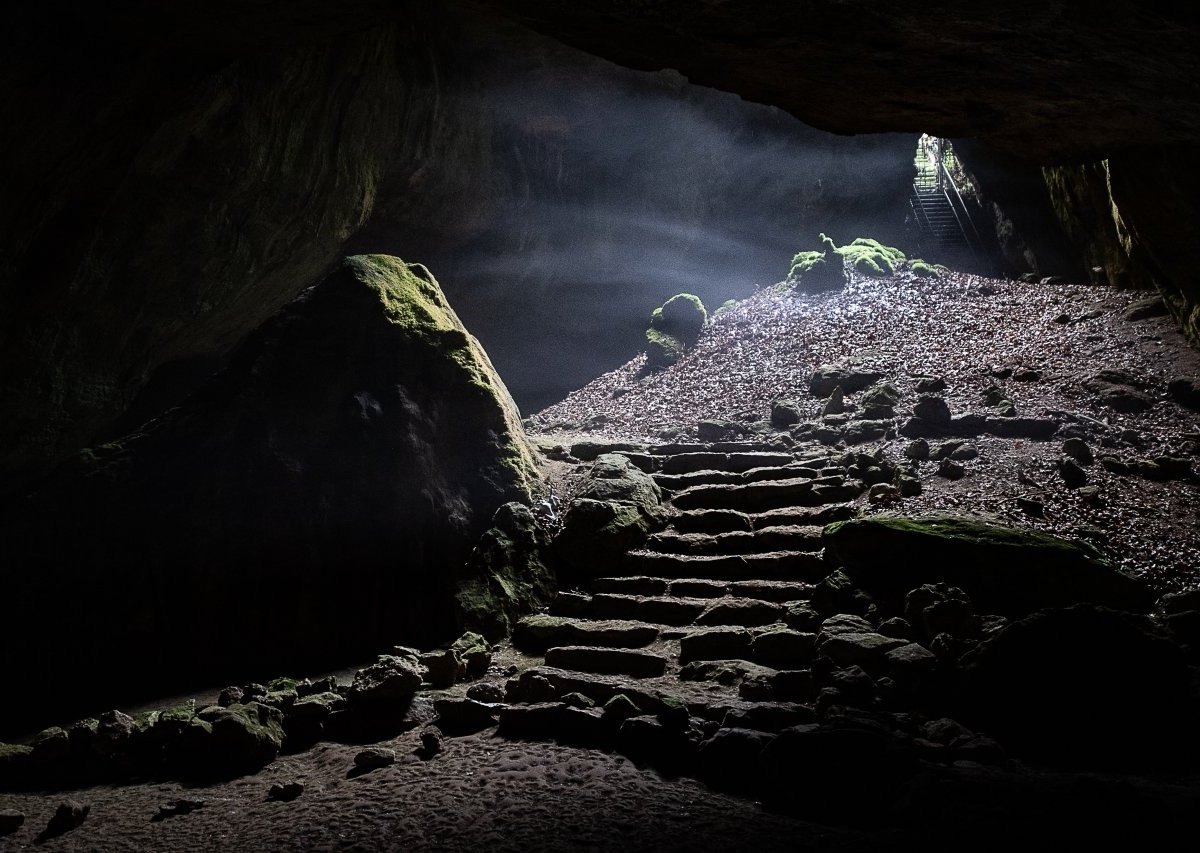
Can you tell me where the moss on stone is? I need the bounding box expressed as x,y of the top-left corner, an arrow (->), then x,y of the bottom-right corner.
347,254 -> 538,502
823,514 -> 1153,616
835,237 -> 907,277
644,293 -> 706,372
786,234 -> 849,291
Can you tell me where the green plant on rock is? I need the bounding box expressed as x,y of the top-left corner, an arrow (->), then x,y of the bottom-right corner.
786,233 -> 849,292
644,293 -> 707,372
836,238 -> 907,277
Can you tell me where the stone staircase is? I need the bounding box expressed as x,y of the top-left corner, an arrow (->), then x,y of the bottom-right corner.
500,440 -> 866,743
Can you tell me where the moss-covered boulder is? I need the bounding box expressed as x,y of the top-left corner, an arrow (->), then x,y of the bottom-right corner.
455,503 -> 555,642
823,514 -> 1153,617
644,294 -> 707,371
0,255 -> 536,734
836,237 -> 907,276
787,233 -> 849,292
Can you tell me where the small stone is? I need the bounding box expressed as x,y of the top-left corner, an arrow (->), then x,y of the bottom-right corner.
1168,376 -> 1200,410
154,799 -> 206,821
904,439 -> 930,461
465,682 -> 505,703
915,376 -> 947,393
1062,438 -> 1094,465
242,683 -> 269,704
0,810 -> 24,835
418,728 -> 443,758
561,692 -> 596,709
898,475 -> 922,496
771,400 -> 803,428
913,396 -> 951,423
1058,457 -> 1088,488
602,694 -> 642,722
267,782 -> 304,802
42,801 -> 89,838
218,686 -> 244,707
936,458 -> 965,480
1016,496 -> 1045,517
822,386 -> 846,416
867,482 -> 900,504
354,747 -> 396,770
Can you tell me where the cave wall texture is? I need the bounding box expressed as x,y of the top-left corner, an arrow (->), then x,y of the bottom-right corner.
2,1 -> 1199,724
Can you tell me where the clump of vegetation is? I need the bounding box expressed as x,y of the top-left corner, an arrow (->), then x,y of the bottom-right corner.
837,238 -> 907,277
712,298 -> 738,318
787,233 -> 848,292
644,293 -> 707,371
788,235 -> 951,284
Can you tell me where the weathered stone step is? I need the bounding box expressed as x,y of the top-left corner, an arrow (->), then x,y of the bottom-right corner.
694,597 -> 786,627
545,646 -> 670,678
513,615 -> 660,653
622,550 -> 829,581
661,452 -> 796,475
645,526 -> 824,556
669,503 -> 854,535
653,464 -> 823,491
670,478 -> 864,512
591,593 -> 710,625
588,578 -> 814,604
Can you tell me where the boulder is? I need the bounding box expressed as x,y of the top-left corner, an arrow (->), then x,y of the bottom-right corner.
434,698 -> 503,735
695,727 -> 774,793
824,514 -> 1153,617
448,632 -> 492,679
193,702 -> 285,776
959,605 -> 1199,768
1081,370 -> 1155,412
456,503 -> 555,642
912,395 -> 952,423
810,363 -> 882,397
353,747 -> 396,770
0,256 -> 537,729
771,400 -> 803,428
347,655 -> 423,705
644,294 -> 706,371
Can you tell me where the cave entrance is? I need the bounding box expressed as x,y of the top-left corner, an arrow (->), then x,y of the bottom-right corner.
907,134 -> 988,271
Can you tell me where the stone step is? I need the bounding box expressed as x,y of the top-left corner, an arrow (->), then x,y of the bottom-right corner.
645,526 -> 824,556
661,452 -> 797,475
670,478 -> 864,512
590,593 -> 710,625
693,597 -> 787,627
544,645 -> 670,678
668,503 -> 854,535
507,666 -> 672,715
588,578 -> 815,605
653,463 -> 823,492
513,615 -> 661,653
622,550 -> 829,581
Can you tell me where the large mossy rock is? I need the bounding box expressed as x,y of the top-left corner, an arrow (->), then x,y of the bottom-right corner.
644,294 -> 707,371
456,502 -> 555,642
823,514 -> 1153,617
958,605 -> 1198,769
787,233 -> 849,292
0,255 -> 536,735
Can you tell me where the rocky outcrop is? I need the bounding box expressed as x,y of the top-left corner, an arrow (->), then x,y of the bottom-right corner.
0,255 -> 535,733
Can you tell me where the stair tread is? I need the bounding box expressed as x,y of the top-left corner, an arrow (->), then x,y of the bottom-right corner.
544,645 -> 670,678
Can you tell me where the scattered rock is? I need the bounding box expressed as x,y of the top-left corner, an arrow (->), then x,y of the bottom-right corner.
913,395 -> 952,423
936,458 -> 965,480
465,682 -> 506,703
1082,370 -> 1155,413
0,809 -> 24,835
347,656 -> 423,705
1168,376 -> 1200,410
914,376 -> 947,393
40,801 -> 89,840
770,400 -> 802,427
433,698 -> 503,735
1057,457 -> 1088,488
904,438 -> 930,461
1062,437 -> 1094,464
417,728 -> 443,759
1121,295 -> 1168,321
353,747 -> 396,770
267,782 -> 304,802
1016,495 -> 1044,517
810,364 -> 882,397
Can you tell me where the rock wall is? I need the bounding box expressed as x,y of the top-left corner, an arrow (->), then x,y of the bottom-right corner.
0,256 -> 536,734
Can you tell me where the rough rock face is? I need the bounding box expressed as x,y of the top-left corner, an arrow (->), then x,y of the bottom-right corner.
0,255 -> 535,733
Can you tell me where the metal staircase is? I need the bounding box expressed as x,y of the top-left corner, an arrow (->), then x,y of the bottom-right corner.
908,138 -> 989,272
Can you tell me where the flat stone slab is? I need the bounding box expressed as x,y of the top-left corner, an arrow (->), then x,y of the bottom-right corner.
729,579 -> 815,603
749,504 -> 856,529
680,627 -> 754,663
669,578 -> 731,598
751,629 -> 818,668
695,598 -> 786,628
590,593 -> 709,625
513,615 -> 660,653
817,632 -> 908,670
545,646 -> 670,678
624,551 -> 829,581
645,526 -> 824,556
591,576 -> 669,596
508,666 -> 669,714
662,452 -> 796,475
671,479 -> 823,512
671,509 -> 754,534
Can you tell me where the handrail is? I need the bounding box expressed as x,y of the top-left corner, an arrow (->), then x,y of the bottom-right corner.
937,158 -> 986,252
